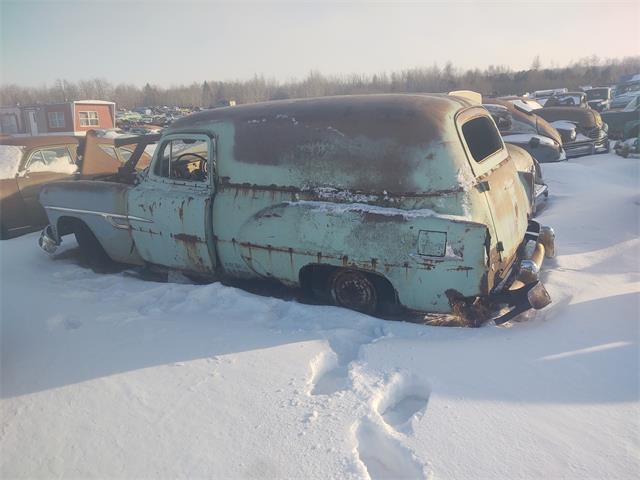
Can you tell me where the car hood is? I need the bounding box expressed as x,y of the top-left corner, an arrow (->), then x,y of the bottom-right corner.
534,107 -> 602,129
535,116 -> 562,144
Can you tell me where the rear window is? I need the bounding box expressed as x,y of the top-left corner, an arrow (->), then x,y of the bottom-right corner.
462,116 -> 503,162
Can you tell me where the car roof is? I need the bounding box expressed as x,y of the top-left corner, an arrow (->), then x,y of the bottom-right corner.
168,94 -> 475,132
0,135 -> 82,148
0,134 -> 115,149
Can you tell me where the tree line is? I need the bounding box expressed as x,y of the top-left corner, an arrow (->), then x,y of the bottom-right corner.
1,56 -> 639,109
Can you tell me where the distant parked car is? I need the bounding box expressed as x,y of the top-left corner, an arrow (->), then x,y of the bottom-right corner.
544,92 -> 589,108
484,98 -> 565,162
534,107 -> 609,157
532,88 -> 568,106
601,95 -> 640,140
0,132 -> 155,239
585,87 -> 613,111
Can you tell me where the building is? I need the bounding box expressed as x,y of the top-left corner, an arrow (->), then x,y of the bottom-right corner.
0,100 -> 116,137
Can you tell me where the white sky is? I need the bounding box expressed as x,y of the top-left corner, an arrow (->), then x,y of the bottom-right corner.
1,0 -> 639,87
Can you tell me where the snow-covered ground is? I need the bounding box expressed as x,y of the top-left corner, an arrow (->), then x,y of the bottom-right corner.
1,153 -> 638,479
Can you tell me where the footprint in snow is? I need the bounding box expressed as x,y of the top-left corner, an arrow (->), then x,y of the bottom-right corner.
373,372 -> 431,435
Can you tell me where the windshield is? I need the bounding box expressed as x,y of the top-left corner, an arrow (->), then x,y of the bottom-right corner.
586,89 -> 608,100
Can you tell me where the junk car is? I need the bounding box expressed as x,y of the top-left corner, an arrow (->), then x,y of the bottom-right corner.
543,92 -> 589,108
0,132 -> 154,239
38,94 -> 554,325
585,87 -> 613,111
601,94 -> 640,139
483,98 -> 565,163
533,106 -> 609,157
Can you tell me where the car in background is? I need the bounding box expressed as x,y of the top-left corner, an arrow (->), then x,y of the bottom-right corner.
0,132 -> 155,239
483,99 -> 565,163
601,95 -> 640,140
543,92 -> 589,108
532,88 -> 568,106
609,91 -> 640,110
585,87 -> 613,111
534,107 -> 609,157
501,96 -> 544,111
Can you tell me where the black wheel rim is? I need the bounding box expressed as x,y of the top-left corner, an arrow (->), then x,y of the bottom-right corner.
331,270 -> 377,313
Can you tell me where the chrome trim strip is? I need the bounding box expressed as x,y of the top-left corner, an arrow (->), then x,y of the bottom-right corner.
44,205 -> 153,227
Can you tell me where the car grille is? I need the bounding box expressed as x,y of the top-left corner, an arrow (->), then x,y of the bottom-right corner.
586,127 -> 606,140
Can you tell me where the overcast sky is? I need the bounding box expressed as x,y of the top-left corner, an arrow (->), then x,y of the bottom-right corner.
1,0 -> 638,87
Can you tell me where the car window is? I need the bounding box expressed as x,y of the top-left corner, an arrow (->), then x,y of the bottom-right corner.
118,148 -> 133,162
27,147 -> 78,174
98,144 -> 120,162
461,116 -> 503,163
154,138 -> 209,182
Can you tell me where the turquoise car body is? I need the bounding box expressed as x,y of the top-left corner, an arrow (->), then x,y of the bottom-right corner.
39,94 -> 551,318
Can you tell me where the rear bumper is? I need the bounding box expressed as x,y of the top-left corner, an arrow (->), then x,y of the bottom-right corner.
489,221 -> 555,324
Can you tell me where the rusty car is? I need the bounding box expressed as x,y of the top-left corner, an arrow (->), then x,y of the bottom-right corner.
483,98 -> 565,163
533,106 -> 609,157
38,94 -> 555,325
0,131 -> 155,239
585,87 -> 613,111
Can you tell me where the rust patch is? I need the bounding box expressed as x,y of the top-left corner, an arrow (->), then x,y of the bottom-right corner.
172,233 -> 204,243
202,95 -> 458,194
178,201 -> 185,222
362,211 -> 406,223
448,266 -> 473,272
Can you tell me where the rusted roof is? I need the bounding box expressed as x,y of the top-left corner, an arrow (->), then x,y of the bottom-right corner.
169,94 -> 474,132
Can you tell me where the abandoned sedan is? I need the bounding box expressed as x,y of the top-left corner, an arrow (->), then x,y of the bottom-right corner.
38,94 -> 554,325
483,99 -> 565,163
534,106 -> 609,157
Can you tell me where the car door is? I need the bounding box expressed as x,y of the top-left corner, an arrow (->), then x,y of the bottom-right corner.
128,133 -> 217,274
16,145 -> 78,227
456,108 -> 529,264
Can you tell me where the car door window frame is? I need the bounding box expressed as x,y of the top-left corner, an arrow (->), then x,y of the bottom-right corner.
455,107 -> 509,179
22,146 -> 75,175
148,133 -> 215,190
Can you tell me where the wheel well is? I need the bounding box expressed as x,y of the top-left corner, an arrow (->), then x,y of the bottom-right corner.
56,216 -> 88,236
299,264 -> 398,307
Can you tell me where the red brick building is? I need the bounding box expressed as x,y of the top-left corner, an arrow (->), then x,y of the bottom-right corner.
0,100 -> 116,136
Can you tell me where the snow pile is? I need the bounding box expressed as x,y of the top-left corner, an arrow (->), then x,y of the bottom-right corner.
287,200 -> 470,222
0,145 -> 24,179
1,153 -> 638,479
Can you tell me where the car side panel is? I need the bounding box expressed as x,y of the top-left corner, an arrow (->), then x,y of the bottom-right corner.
40,180 -> 145,265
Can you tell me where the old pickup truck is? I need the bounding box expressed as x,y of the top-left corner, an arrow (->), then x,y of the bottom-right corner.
38,94 -> 555,325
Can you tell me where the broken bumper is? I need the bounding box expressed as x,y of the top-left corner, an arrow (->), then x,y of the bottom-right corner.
490,222 -> 556,324
38,225 -> 60,254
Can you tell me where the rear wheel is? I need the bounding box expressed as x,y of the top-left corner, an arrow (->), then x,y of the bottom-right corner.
329,269 -> 378,314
